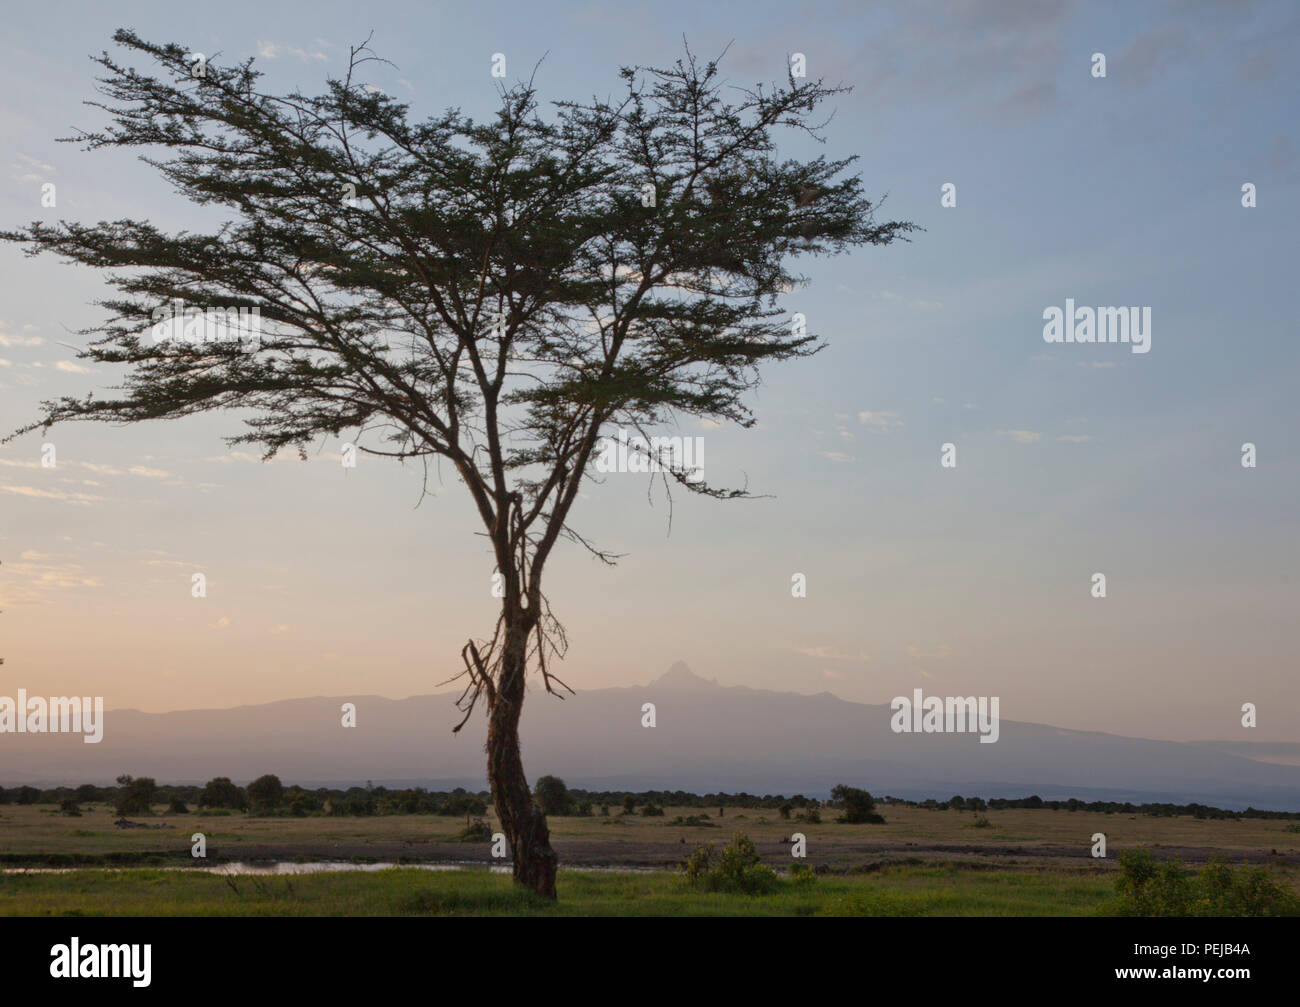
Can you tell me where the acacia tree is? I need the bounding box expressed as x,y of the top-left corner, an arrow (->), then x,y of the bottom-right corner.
2,30 -> 914,898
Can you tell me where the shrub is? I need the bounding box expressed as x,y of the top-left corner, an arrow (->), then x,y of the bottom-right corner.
167,796 -> 190,814
59,799 -> 82,817
114,776 -> 157,815
457,818 -> 494,842
440,791 -> 487,817
683,843 -> 714,883
245,774 -> 284,814
287,792 -> 322,817
640,803 -> 665,817
832,784 -> 885,824
789,862 -> 817,884
198,777 -> 247,811
1196,858 -> 1300,916
682,832 -> 781,895
534,775 -> 573,816
338,790 -> 376,816
1115,849 -> 1300,917
669,814 -> 718,828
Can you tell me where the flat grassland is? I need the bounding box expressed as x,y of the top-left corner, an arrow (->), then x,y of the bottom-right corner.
4,864 -> 1117,916
2,803 -> 1297,916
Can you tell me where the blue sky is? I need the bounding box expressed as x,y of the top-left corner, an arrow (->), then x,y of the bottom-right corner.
1,0 -> 1297,742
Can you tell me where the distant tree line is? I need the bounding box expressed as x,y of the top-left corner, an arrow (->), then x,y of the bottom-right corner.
0,777 -> 489,818
875,793 -> 1293,819
2,780 -> 1297,821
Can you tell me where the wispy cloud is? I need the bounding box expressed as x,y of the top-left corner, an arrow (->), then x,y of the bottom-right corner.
996,429 -> 1041,444
257,40 -> 330,62
0,485 -> 102,505
858,410 -> 903,431
9,153 -> 53,183
2,557 -> 103,595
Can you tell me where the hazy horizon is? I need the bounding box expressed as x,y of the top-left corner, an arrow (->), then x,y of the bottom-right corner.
23,660 -> 1296,751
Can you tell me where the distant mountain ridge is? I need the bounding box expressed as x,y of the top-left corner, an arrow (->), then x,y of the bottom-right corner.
5,662 -> 1299,810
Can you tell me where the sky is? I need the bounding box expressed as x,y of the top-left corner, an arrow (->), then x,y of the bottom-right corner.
0,0 -> 1297,743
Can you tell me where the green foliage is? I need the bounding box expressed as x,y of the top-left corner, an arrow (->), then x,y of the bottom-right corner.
198,777 -> 247,811
245,774 -> 284,814
167,796 -> 190,814
287,791 -> 324,816
683,833 -> 781,895
457,819 -> 494,843
534,776 -> 573,816
965,815 -> 991,829
639,803 -> 665,817
789,863 -> 818,885
59,799 -> 82,817
832,784 -> 885,824
114,776 -> 157,816
668,815 -> 718,827
439,790 -> 488,818
1115,849 -> 1300,917
334,789 -> 376,817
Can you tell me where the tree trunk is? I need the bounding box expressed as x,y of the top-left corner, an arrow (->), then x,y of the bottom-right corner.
486,618 -> 558,899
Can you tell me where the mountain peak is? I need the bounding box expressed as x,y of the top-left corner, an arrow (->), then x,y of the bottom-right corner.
651,661 -> 720,690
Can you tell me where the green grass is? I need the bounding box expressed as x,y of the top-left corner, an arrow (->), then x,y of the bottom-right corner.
0,864 -> 1119,917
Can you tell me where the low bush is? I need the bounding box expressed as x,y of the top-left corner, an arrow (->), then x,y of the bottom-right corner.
456,819 -> 494,843
1115,849 -> 1300,916
682,833 -> 781,895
